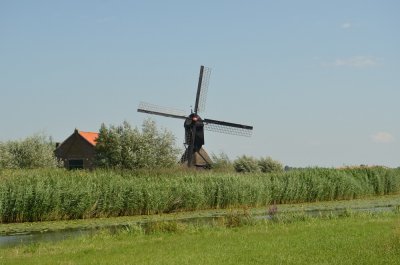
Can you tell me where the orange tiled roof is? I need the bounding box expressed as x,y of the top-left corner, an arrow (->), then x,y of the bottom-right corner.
78,131 -> 99,146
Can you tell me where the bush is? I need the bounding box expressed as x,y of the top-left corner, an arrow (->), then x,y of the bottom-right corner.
211,152 -> 234,172
233,155 -> 260,173
258,156 -> 284,173
95,119 -> 180,169
0,134 -> 59,169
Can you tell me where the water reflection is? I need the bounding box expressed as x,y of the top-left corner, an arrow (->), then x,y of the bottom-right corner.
0,229 -> 92,248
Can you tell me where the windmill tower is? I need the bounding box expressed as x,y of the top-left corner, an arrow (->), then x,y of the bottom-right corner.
138,65 -> 253,168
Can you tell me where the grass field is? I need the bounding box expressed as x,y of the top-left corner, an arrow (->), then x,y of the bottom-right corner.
1,212 -> 399,265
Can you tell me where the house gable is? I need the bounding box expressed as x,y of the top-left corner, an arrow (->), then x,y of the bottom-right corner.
55,129 -> 98,169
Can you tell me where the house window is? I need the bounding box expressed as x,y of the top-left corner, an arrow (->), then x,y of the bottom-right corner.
69,159 -> 84,170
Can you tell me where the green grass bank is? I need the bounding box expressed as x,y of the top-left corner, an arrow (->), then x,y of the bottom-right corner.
1,212 -> 399,265
1,167 -> 399,223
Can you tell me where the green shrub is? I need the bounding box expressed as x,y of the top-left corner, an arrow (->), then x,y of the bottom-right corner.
258,156 -> 284,173
211,152 -> 233,172
0,134 -> 59,169
223,208 -> 254,228
233,155 -> 260,173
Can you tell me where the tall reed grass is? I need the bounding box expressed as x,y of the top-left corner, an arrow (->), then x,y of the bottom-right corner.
0,167 -> 399,223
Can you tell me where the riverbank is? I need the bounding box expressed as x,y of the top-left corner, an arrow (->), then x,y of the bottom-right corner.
1,194 -> 399,248
1,210 -> 399,265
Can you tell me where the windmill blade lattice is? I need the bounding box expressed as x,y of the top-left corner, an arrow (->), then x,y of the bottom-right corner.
137,102 -> 187,120
195,66 -> 211,113
204,119 -> 253,137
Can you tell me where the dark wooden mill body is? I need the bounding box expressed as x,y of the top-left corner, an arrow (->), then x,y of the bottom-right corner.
138,65 -> 253,168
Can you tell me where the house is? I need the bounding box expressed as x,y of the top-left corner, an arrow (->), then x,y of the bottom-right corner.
55,129 -> 99,170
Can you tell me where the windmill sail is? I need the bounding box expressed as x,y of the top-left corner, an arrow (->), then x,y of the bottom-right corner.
137,102 -> 187,120
204,118 -> 253,137
194,66 -> 211,114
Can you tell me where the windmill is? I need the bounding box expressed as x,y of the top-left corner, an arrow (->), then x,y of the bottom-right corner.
137,65 -> 253,168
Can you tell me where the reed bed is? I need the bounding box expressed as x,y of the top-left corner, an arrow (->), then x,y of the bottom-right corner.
0,167 -> 399,223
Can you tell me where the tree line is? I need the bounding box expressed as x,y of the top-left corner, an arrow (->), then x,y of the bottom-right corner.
0,120 -> 283,173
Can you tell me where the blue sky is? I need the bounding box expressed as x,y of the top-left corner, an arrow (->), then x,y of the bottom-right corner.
1,0 -> 399,167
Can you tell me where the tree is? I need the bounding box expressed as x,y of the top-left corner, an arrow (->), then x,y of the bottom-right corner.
0,133 -> 59,169
95,119 -> 180,169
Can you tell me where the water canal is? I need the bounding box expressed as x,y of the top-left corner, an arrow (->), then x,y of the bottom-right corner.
1,197 -> 399,248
